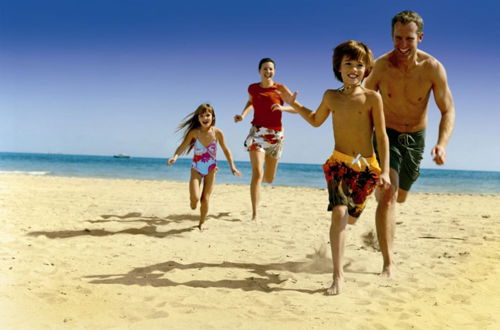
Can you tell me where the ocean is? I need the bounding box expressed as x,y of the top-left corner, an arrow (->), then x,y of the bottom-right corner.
1,152 -> 499,194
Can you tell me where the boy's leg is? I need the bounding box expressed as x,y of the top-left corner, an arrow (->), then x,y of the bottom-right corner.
375,168 -> 399,277
249,150 -> 265,220
189,169 -> 202,210
199,170 -> 216,229
327,205 -> 348,295
263,155 -> 279,184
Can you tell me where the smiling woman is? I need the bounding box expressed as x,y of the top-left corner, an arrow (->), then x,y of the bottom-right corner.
233,58 -> 298,220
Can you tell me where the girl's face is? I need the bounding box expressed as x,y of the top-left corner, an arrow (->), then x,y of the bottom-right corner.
198,111 -> 214,128
259,61 -> 275,80
339,56 -> 366,86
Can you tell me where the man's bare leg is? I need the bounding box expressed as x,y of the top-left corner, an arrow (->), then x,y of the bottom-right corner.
375,169 -> 399,277
249,150 -> 265,220
326,206 -> 348,295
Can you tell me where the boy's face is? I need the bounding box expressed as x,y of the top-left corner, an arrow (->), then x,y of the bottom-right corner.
339,56 -> 366,85
392,21 -> 423,59
259,62 -> 275,80
198,111 -> 214,128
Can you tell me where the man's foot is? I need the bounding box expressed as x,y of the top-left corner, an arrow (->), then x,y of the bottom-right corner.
325,277 -> 344,295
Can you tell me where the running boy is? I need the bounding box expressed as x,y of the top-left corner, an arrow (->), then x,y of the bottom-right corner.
274,40 -> 391,295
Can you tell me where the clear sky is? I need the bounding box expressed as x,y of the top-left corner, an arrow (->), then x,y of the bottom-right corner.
1,0 -> 499,171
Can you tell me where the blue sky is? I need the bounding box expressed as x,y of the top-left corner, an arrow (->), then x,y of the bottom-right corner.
1,0 -> 499,171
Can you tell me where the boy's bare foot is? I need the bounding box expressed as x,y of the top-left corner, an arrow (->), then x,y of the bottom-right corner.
190,200 -> 197,210
251,212 -> 257,221
325,276 -> 344,295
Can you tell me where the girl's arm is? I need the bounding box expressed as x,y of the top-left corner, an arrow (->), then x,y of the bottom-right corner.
234,94 -> 253,123
215,128 -> 242,176
167,129 -> 197,166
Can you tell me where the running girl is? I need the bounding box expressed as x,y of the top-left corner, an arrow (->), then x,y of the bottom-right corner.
168,104 -> 241,229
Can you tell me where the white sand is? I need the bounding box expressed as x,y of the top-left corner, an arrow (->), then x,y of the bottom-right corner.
1,174 -> 499,329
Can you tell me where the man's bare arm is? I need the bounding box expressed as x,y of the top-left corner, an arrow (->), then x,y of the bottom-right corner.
363,60 -> 382,91
431,61 -> 455,165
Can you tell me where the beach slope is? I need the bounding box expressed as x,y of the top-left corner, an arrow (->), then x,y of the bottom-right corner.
1,174 -> 499,329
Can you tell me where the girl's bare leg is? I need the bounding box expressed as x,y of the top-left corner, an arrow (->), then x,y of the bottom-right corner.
189,169 -> 202,210
199,169 -> 216,229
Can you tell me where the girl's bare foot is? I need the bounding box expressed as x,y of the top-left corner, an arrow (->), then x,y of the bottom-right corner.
198,218 -> 206,230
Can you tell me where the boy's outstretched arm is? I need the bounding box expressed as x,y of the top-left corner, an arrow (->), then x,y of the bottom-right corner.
371,93 -> 390,188
215,128 -> 242,176
275,85 -> 330,127
167,130 -> 196,166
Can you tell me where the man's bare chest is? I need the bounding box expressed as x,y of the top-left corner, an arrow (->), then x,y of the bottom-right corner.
379,68 -> 432,103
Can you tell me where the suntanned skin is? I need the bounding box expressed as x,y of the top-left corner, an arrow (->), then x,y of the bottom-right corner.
364,20 -> 455,276
168,111 -> 241,229
276,55 -> 391,295
234,61 -> 296,220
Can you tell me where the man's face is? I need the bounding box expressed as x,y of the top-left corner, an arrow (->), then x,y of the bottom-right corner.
392,21 -> 423,59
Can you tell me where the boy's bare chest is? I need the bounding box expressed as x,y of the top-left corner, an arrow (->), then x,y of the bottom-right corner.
332,98 -> 371,122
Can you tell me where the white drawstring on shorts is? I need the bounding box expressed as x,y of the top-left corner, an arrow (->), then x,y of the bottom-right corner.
351,153 -> 369,170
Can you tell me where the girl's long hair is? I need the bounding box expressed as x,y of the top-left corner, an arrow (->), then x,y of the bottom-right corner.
176,103 -> 216,154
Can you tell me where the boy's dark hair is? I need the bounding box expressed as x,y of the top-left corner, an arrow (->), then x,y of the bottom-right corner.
258,58 -> 276,70
332,40 -> 374,82
391,10 -> 424,35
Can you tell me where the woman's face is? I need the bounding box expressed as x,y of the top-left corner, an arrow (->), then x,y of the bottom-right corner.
259,61 -> 275,80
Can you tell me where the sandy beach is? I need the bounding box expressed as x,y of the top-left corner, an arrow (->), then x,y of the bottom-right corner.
1,174 -> 499,329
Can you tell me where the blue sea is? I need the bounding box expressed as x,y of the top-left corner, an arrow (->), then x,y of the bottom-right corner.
1,152 -> 499,194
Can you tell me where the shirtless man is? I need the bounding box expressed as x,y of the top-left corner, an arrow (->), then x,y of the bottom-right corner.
364,10 -> 455,276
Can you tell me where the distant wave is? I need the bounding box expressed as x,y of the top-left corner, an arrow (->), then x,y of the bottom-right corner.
0,170 -> 50,176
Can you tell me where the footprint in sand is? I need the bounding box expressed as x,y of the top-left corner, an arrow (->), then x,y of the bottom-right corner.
147,310 -> 170,319
355,281 -> 370,288
356,299 -> 371,305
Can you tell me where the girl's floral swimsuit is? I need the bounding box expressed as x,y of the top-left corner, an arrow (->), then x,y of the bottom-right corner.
192,133 -> 217,176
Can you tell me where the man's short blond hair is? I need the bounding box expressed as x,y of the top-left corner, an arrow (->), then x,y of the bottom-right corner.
391,10 -> 424,34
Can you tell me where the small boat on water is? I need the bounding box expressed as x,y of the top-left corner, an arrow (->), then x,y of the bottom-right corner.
113,154 -> 130,159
